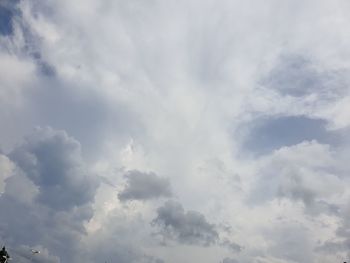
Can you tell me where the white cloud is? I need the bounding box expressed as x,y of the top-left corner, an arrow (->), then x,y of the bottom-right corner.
0,53 -> 33,98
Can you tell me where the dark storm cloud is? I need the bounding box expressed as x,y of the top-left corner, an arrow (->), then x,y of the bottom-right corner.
118,170 -> 172,202
242,116 -> 342,155
9,127 -> 99,210
152,200 -> 219,246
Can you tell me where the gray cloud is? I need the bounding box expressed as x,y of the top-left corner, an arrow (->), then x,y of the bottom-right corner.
316,202 -> 350,259
220,239 -> 242,253
0,127 -> 99,262
9,127 -> 99,210
262,54 -> 347,98
248,141 -> 344,215
25,79 -> 138,158
152,200 -> 219,246
0,154 -> 13,193
263,224 -> 313,263
0,183 -> 92,262
85,240 -> 165,263
0,128 -> 165,263
9,245 -> 60,263
118,170 -> 172,202
315,240 -> 346,255
222,258 -> 239,263
80,203 -> 166,263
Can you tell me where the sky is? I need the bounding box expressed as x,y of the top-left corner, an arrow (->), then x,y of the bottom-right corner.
1,0 -> 350,262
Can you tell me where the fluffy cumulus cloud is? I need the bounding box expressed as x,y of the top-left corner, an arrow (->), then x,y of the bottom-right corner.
250,141 -> 345,214
0,128 -> 98,262
152,200 -> 219,246
1,0 -> 350,262
9,127 -> 99,210
152,200 -> 242,255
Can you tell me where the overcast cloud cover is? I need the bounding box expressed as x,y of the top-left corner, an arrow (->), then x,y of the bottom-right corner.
1,0 -> 350,262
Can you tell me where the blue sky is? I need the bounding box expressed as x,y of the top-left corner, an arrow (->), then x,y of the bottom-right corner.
1,1 -> 350,262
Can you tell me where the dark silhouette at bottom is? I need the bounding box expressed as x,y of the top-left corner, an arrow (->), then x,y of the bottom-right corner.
0,247 -> 10,263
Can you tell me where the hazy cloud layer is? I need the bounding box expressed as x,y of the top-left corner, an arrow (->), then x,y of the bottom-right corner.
1,0 -> 350,262
222,258 -> 239,263
9,245 -> 60,263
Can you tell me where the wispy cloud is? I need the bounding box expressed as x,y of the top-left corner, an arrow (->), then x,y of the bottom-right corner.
1,0 -> 350,262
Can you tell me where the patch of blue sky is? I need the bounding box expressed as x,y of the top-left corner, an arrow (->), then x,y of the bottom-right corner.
241,116 -> 343,156
0,0 -> 20,36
